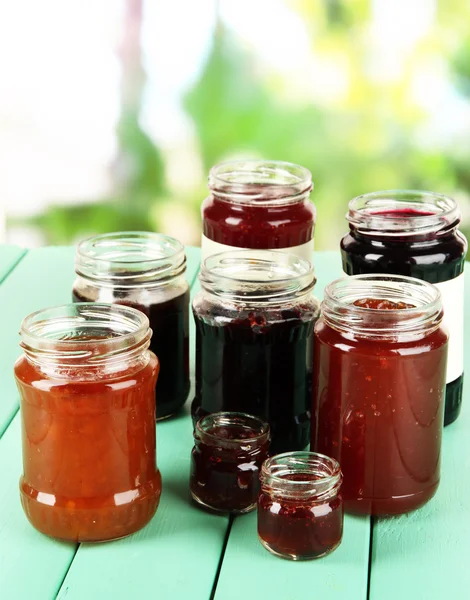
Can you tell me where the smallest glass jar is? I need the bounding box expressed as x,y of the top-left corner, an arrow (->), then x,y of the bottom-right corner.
190,412 -> 270,514
258,452 -> 343,561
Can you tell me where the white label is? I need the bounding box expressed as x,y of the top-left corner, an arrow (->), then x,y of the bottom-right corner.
201,235 -> 314,263
435,274 -> 464,384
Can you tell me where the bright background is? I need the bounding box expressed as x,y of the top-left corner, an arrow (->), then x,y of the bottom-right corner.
2,0 -> 470,250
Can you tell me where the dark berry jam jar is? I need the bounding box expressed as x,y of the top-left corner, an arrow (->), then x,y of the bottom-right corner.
341,190 -> 467,425
192,251 -> 320,454
258,452 -> 343,560
73,232 -> 190,420
190,412 -> 270,513
201,160 -> 315,262
312,275 -> 448,516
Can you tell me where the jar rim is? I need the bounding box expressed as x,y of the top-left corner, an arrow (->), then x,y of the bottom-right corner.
261,451 -> 342,499
347,190 -> 460,237
75,231 -> 186,285
208,160 -> 313,206
20,303 -> 151,367
322,274 -> 443,338
199,250 -> 315,303
196,411 -> 270,447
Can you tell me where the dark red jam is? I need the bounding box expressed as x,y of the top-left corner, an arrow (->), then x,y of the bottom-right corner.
192,305 -> 318,454
73,289 -> 189,419
353,298 -> 415,309
341,199 -> 467,426
312,319 -> 448,516
190,413 -> 270,513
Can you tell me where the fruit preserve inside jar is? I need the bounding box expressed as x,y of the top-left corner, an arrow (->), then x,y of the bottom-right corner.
15,304 -> 162,542
192,251 -> 319,454
312,275 -> 448,516
190,412 -> 270,513
341,190 -> 467,426
201,160 -> 316,261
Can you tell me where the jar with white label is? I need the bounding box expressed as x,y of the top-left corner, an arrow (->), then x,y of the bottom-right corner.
340,190 -> 467,426
201,160 -> 316,262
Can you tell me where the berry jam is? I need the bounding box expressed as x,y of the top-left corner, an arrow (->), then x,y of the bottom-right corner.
342,194 -> 467,426
73,289 -> 190,420
190,413 -> 270,513
192,305 -> 318,454
353,298 -> 415,309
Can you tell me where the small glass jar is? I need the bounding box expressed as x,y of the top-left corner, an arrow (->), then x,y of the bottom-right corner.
14,303 -> 162,542
192,250 -> 320,454
341,190 -> 467,425
201,160 -> 316,261
190,412 -> 270,513
258,452 -> 343,560
73,232 -> 190,420
312,275 -> 448,516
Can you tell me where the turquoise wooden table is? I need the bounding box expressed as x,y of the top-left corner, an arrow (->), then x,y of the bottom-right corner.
0,245 -> 468,600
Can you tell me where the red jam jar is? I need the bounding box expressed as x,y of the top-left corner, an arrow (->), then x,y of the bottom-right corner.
258,452 -> 343,560
14,303 -> 162,542
192,250 -> 320,454
312,275 -> 448,516
73,232 -> 190,420
190,412 -> 270,513
201,160 -> 316,262
341,190 -> 467,426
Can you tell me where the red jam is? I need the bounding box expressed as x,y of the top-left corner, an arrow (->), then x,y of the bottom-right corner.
353,298 -> 415,309
190,413 -> 270,514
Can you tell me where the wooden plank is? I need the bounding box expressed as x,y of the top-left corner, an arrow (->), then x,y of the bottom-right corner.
213,249 -> 371,600
369,270 -> 470,600
0,245 -> 26,283
57,248 -> 230,600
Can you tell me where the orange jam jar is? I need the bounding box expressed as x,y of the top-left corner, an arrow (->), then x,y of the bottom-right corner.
14,303 -> 162,542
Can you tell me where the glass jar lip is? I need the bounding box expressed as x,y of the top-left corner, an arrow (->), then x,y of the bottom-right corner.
75,231 -> 186,285
322,274 -> 443,338
196,412 -> 270,447
261,451 -> 342,496
208,160 -> 313,206
20,303 -> 151,366
347,190 -> 460,237
199,250 -> 315,303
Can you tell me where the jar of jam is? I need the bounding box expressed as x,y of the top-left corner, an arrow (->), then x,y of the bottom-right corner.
201,160 -> 315,262
14,303 -> 162,542
192,250 -> 320,454
341,190 -> 467,425
258,451 -> 343,560
312,275 -> 448,516
190,412 -> 270,513
73,232 -> 190,420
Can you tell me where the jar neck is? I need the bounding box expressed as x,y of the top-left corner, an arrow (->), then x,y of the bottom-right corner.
260,452 -> 342,501
75,232 -> 186,289
195,412 -> 270,450
199,250 -> 315,305
322,275 -> 443,341
347,190 -> 460,241
209,160 -> 313,207
20,303 -> 152,378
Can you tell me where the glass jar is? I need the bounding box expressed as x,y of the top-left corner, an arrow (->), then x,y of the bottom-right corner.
73,232 -> 190,420
341,190 -> 467,426
190,412 -> 270,513
258,452 -> 343,560
14,303 -> 162,542
192,250 -> 320,454
201,160 -> 316,262
312,275 -> 448,516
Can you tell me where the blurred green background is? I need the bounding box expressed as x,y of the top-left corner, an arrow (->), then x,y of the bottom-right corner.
2,0 -> 470,250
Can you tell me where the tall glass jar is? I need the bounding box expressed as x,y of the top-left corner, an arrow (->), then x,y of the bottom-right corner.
73,232 -> 190,420
258,452 -> 343,560
312,275 -> 448,516
341,190 -> 467,425
14,303 -> 162,542
201,160 -> 316,262
192,250 -> 320,454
